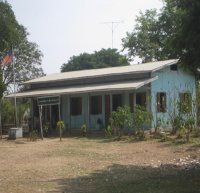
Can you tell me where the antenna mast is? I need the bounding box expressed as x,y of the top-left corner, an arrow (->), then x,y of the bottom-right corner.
100,21 -> 123,49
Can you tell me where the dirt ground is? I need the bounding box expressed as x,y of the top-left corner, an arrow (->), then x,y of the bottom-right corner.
0,137 -> 200,193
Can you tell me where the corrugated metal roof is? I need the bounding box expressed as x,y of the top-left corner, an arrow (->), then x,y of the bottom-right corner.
7,77 -> 157,98
25,59 -> 178,85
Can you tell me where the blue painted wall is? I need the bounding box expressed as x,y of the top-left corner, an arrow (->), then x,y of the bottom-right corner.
60,89 -> 150,130
60,65 -> 195,131
151,66 -> 196,128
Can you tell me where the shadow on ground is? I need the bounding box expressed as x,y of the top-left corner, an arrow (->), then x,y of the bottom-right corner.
49,163 -> 200,193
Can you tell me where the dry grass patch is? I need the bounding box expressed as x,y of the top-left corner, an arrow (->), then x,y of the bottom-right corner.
0,137 -> 199,193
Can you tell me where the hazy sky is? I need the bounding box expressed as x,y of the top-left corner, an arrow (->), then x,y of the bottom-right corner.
8,0 -> 163,74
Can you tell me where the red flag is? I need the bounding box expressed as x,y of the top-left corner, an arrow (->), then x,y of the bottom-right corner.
1,51 -> 13,66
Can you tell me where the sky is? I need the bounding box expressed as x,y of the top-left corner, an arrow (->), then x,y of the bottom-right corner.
8,0 -> 164,75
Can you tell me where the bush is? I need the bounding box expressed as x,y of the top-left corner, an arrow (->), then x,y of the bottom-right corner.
81,123 -> 87,137
56,121 -> 65,141
133,105 -> 152,133
193,128 -> 200,138
105,125 -> 113,138
109,106 -> 132,137
29,130 -> 38,141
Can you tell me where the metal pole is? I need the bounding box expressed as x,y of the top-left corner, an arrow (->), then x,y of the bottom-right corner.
112,22 -> 113,49
12,47 -> 18,127
100,21 -> 123,49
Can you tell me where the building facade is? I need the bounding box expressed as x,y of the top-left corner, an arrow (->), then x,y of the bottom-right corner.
7,59 -> 197,133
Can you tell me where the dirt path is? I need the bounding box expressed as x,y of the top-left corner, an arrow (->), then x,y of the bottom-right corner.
0,138 -> 199,193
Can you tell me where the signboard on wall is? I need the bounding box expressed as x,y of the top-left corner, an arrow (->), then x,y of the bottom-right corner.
37,96 -> 60,106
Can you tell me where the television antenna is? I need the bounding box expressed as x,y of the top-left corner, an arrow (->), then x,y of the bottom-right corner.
100,21 -> 123,49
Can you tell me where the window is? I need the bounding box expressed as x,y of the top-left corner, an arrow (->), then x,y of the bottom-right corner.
70,97 -> 82,115
90,96 -> 102,115
170,64 -> 178,71
180,93 -> 192,113
112,94 -> 122,111
136,93 -> 146,108
157,92 -> 166,112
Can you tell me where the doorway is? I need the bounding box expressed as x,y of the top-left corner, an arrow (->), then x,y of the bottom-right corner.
112,94 -> 122,111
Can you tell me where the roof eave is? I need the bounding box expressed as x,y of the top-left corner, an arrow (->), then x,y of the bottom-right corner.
23,70 -> 152,86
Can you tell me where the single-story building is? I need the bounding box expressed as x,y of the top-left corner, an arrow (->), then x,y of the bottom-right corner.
7,59 -> 197,134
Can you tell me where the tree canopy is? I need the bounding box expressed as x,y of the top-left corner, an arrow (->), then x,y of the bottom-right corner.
61,48 -> 129,72
0,0 -> 44,96
166,0 -> 200,72
122,0 -> 200,72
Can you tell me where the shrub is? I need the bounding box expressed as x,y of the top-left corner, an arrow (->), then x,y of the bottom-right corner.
105,125 -> 113,138
29,130 -> 38,141
181,116 -> 195,142
193,128 -> 200,138
132,105 -> 152,140
56,121 -> 65,141
81,123 -> 87,137
109,105 -> 132,137
176,99 -> 195,142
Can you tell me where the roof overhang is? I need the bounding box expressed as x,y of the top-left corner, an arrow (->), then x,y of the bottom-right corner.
6,77 -> 157,98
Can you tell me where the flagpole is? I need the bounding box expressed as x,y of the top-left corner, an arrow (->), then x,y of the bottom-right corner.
12,47 -> 18,127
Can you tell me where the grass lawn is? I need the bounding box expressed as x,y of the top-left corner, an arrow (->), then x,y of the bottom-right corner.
0,137 -> 200,193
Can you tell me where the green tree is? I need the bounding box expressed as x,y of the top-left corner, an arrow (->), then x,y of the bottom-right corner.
61,48 -> 129,72
122,9 -> 163,63
0,1 -> 44,136
122,9 -> 177,63
122,0 -> 200,72
0,1 -> 44,94
163,0 -> 200,72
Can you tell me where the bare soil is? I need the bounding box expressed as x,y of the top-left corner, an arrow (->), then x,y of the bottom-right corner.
0,137 -> 200,193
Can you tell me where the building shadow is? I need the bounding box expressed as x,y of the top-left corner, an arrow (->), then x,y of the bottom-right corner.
48,163 -> 200,193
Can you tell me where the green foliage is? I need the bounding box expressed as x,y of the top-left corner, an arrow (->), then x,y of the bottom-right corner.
105,125 -> 112,138
81,123 -> 87,137
0,1 -> 44,97
44,122 -> 50,135
193,128 -> 200,138
1,99 -> 15,123
56,121 -> 65,130
132,105 -> 152,140
61,48 -> 129,72
109,105 -> 132,137
133,105 -> 152,131
196,83 -> 200,125
122,9 -> 173,63
122,0 -> 200,71
164,0 -> 200,72
56,121 -> 65,141
184,116 -> 195,142
29,130 -> 38,141
109,105 -> 152,139
169,98 -> 196,142
1,99 -> 30,125
0,70 -> 5,99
